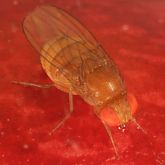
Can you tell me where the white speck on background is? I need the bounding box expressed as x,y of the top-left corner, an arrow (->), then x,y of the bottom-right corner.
122,24 -> 129,31
23,144 -> 29,149
13,0 -> 19,5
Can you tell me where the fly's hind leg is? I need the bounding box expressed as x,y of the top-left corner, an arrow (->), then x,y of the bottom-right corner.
49,87 -> 74,136
12,81 -> 55,89
13,80 -> 74,135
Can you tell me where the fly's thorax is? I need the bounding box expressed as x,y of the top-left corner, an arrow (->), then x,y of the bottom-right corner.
81,64 -> 126,107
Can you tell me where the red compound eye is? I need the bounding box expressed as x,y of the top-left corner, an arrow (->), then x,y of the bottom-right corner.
100,93 -> 138,126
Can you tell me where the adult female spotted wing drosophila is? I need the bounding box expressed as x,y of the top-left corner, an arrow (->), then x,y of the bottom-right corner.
16,5 -> 146,157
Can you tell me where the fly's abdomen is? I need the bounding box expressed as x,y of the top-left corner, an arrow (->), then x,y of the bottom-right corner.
40,36 -> 79,93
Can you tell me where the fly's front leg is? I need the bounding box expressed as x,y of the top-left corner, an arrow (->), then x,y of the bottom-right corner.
102,121 -> 119,159
94,111 -> 119,158
12,81 -> 55,89
49,87 -> 74,136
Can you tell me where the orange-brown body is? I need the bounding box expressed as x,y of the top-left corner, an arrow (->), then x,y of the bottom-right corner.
23,5 -> 133,127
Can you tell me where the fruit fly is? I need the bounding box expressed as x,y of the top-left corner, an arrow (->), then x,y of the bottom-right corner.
13,5 -> 146,157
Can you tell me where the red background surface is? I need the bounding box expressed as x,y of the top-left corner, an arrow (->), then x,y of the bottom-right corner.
0,0 -> 165,164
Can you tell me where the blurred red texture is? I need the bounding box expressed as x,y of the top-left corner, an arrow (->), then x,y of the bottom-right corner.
0,0 -> 164,164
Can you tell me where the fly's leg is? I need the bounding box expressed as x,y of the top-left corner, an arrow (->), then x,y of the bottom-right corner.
102,121 -> 119,158
12,81 -> 55,88
94,111 -> 119,158
49,87 -> 73,136
13,80 -> 74,135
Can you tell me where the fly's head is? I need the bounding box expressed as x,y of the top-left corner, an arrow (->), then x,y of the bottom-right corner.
99,93 -> 137,126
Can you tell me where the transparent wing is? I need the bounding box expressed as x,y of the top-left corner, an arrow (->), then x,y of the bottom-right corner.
23,5 -> 113,90
23,5 -> 97,49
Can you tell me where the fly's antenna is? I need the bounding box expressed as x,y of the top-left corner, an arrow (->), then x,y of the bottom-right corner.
131,117 -> 147,135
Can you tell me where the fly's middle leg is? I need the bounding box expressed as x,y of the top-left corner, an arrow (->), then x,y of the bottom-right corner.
49,87 -> 74,136
12,81 -> 55,88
